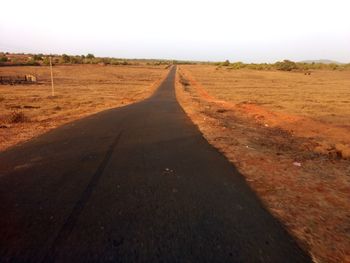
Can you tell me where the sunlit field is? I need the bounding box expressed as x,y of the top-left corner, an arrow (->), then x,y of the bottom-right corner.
181,65 -> 350,127
0,64 -> 168,151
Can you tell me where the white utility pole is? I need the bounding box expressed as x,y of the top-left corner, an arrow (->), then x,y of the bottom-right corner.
49,56 -> 55,96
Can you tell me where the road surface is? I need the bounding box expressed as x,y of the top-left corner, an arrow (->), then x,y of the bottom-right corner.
0,67 -> 310,262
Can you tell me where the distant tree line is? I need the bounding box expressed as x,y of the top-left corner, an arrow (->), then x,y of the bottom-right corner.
0,53 -> 202,67
0,53 -> 191,67
0,53 -> 140,66
1,53 -> 349,71
216,59 -> 350,71
42,53 -> 132,66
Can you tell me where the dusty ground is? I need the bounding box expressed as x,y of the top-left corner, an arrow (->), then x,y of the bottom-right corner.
182,65 -> 350,126
181,65 -> 350,159
0,64 -> 168,151
176,66 -> 350,263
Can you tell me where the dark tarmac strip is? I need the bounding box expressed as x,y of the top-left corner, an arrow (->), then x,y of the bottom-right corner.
0,67 -> 311,262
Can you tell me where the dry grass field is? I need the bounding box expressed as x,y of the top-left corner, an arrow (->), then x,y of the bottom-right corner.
176,66 -> 350,263
182,65 -> 350,126
0,64 -> 168,151
181,65 -> 350,159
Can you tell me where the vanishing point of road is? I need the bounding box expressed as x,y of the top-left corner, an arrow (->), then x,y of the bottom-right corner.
0,67 -> 310,262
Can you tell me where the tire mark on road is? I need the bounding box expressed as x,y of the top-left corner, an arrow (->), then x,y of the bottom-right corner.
43,131 -> 123,262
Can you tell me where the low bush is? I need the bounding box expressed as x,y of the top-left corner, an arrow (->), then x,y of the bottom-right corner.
229,62 -> 246,69
8,111 -> 28,123
0,56 -> 8,62
25,59 -> 40,66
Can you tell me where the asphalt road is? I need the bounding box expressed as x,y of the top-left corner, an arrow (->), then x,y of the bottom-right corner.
0,67 -> 310,262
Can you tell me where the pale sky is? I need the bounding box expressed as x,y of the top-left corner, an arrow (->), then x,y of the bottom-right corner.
1,0 -> 349,63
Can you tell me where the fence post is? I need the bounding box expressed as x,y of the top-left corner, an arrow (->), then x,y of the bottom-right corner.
49,57 -> 55,96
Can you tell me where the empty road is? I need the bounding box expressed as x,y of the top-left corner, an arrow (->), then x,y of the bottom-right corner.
0,67 -> 310,262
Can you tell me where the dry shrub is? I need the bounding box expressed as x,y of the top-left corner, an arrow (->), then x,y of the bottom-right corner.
8,111 -> 29,123
179,77 -> 189,86
53,106 -> 62,111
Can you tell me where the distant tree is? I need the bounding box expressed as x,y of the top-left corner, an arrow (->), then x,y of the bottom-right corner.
61,54 -> 70,63
275,60 -> 297,71
43,57 -> 50,66
86,53 -> 95,59
33,54 -> 43,61
70,56 -> 83,64
222,59 -> 230,66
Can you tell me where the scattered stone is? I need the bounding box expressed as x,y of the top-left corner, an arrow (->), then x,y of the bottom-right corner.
245,145 -> 255,150
293,162 -> 302,167
163,168 -> 174,174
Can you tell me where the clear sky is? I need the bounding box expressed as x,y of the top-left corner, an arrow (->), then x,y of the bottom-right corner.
1,0 -> 349,63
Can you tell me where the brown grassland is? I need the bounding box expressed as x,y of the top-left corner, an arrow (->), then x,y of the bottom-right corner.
183,65 -> 350,126
0,64 -> 168,151
176,66 -> 350,263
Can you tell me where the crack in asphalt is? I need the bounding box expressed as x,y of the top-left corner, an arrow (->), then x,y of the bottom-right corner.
43,131 -> 123,262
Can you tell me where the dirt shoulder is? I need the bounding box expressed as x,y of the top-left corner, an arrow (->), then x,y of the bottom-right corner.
175,67 -> 350,263
0,65 -> 169,152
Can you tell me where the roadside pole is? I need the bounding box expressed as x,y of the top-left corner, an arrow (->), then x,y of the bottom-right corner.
49,56 -> 55,96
